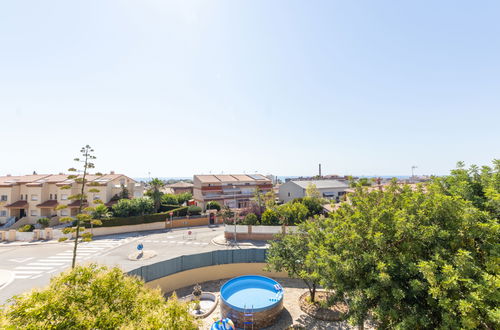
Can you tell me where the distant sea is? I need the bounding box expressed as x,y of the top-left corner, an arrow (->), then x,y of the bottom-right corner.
134,175 -> 414,182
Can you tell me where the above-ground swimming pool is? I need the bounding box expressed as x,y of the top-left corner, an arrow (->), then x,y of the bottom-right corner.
220,275 -> 284,329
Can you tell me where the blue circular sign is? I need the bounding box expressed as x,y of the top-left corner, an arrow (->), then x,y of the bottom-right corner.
137,243 -> 143,251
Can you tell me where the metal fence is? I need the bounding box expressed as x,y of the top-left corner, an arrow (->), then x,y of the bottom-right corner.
128,248 -> 268,282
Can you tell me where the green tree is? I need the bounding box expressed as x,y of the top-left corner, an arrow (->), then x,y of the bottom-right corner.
305,183 -> 322,199
161,194 -> 179,205
261,208 -> 280,225
307,182 -> 499,329
88,204 -> 111,232
243,212 -> 258,225
147,178 -> 164,213
176,192 -> 193,205
278,202 -> 309,225
299,196 -> 324,217
187,205 -> 202,216
118,184 -> 130,199
267,230 -> 320,302
206,201 -> 221,211
0,264 -> 198,329
55,145 -> 101,268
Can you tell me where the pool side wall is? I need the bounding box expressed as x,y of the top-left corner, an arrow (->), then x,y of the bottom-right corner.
221,297 -> 284,329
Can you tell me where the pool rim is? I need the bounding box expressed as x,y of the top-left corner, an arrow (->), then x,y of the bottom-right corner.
219,274 -> 284,313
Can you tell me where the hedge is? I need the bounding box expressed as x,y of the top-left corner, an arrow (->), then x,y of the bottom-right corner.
87,206 -> 188,228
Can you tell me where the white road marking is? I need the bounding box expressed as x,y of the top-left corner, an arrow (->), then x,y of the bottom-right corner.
12,270 -> 44,274
31,275 -> 43,279
15,266 -> 53,270
28,262 -> 65,266
13,275 -> 31,279
46,269 -> 60,274
8,257 -> 34,263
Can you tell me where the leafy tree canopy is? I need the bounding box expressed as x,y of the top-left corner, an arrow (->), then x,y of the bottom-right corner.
305,182 -> 499,329
0,264 -> 198,330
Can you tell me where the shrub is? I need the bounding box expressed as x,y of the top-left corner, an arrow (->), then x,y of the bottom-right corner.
261,209 -> 280,225
0,264 -> 199,329
37,217 -> 50,228
278,201 -> 309,225
161,194 -> 179,205
187,205 -> 202,216
87,207 -> 188,228
176,192 -> 192,205
206,201 -> 221,211
111,198 -> 154,217
18,224 -> 34,232
243,213 -> 258,225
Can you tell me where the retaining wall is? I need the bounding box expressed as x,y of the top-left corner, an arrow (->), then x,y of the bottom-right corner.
128,248 -> 288,294
224,225 -> 298,241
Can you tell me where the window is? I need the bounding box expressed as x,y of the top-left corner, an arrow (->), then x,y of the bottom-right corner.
25,194 -> 28,200
61,194 -> 68,200
288,192 -> 290,197
0,195 -> 7,201
31,194 -> 38,201
0,210 -> 6,217
120,179 -> 125,185
49,194 -> 53,200
30,210 -> 37,216
20,195 -> 23,200
54,194 -> 57,200
61,209 -> 69,216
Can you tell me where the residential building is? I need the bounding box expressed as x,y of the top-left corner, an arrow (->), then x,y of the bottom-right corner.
0,173 -> 143,227
193,174 -> 273,209
163,181 -> 193,195
278,179 -> 349,203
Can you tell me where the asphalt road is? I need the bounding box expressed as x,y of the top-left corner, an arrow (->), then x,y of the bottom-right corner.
0,225 -> 241,304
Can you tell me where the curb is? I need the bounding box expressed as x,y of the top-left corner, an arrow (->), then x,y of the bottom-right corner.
211,235 -> 267,247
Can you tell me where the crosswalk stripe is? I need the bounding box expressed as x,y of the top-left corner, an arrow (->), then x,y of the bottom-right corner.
28,262 -> 65,266
14,275 -> 31,279
31,275 -> 43,279
13,270 -> 44,274
15,266 -> 53,270
38,259 -> 70,263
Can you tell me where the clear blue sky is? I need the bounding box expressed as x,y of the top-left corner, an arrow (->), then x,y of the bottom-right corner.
1,0 -> 499,178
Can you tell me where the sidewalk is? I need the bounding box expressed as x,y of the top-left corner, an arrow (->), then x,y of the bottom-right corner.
0,239 -> 62,247
211,234 -> 268,248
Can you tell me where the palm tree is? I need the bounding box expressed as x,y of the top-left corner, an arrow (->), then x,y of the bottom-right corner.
90,204 -> 112,233
148,178 -> 165,213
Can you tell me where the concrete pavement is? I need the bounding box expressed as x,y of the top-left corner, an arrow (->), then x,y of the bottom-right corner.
0,225 -> 265,304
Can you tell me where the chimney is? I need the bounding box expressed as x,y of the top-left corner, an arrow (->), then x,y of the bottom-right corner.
110,171 -> 115,175
6,174 -> 11,176
318,163 -> 322,178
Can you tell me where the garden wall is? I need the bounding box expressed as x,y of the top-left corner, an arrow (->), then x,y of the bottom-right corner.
223,225 -> 298,241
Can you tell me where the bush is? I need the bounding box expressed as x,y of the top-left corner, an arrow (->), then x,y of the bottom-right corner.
18,224 -> 34,232
111,198 -> 154,217
261,209 -> 280,225
0,264 -> 199,329
243,213 -> 258,225
278,202 -> 309,225
88,206 -> 188,228
206,201 -> 221,211
187,205 -> 202,216
161,194 -> 179,205
37,217 -> 50,228
176,192 -> 192,205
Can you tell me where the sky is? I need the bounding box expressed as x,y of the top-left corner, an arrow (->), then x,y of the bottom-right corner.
1,0 -> 499,178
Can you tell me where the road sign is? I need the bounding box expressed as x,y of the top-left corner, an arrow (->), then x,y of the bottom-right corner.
137,243 -> 143,251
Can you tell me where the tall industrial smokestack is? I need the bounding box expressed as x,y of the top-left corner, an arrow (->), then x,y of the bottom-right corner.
319,163 -> 322,178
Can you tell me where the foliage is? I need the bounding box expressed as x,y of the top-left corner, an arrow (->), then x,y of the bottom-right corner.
86,207 -> 188,228
18,224 -> 34,232
147,178 -> 164,213
220,206 -> 235,224
349,177 -> 373,187
299,196 -> 324,217
37,217 -> 50,228
243,213 -> 258,225
176,192 -> 192,205
118,184 -> 130,199
0,264 -> 198,329
161,194 -> 179,205
56,145 -> 99,268
306,182 -> 499,329
305,183 -> 322,199
261,208 -> 280,225
206,201 -> 221,211
277,202 -> 309,225
267,230 -> 320,302
111,198 -> 154,217
187,205 -> 202,216
433,160 -> 500,219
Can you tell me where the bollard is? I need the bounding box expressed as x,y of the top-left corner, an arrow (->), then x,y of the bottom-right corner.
8,229 -> 16,242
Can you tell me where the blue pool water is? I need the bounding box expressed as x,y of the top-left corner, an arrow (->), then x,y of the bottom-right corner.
220,275 -> 283,312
